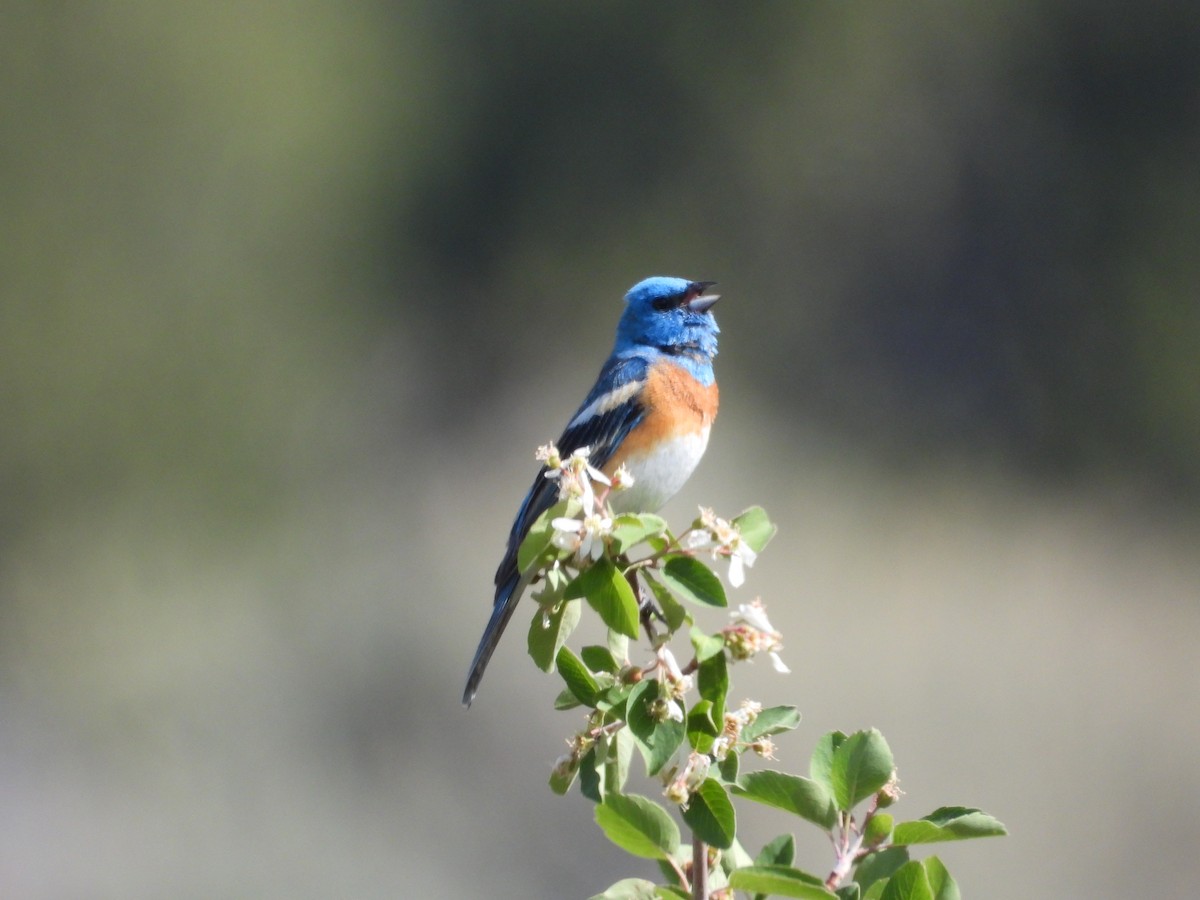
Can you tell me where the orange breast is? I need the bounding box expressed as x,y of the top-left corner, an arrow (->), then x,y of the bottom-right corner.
604,364 -> 719,471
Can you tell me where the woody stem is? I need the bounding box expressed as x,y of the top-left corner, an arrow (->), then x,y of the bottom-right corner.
692,833 -> 708,899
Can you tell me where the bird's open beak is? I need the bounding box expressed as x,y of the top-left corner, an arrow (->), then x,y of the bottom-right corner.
687,281 -> 719,313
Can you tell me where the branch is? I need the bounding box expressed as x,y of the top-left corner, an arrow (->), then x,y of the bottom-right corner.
692,833 -> 708,900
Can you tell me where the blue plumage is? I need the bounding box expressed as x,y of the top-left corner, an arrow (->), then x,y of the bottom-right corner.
617,277 -> 720,384
463,277 -> 721,706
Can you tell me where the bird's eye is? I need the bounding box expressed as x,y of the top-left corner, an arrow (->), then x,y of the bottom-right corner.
652,291 -> 687,311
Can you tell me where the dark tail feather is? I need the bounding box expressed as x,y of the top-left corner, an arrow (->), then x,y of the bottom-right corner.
462,574 -> 522,707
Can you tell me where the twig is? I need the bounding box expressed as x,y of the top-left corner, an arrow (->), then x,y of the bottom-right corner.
692,833 -> 708,899
824,811 -> 864,890
668,855 -> 691,894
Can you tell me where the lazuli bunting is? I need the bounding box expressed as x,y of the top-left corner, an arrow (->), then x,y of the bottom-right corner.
463,276 -> 720,706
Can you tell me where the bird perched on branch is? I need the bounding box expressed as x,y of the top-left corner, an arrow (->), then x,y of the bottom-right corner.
463,276 -> 721,706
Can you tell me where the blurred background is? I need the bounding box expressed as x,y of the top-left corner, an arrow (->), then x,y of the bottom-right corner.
2,3 -> 1198,897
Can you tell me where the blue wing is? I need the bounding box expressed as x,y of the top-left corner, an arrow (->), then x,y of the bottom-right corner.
498,354 -> 649,574
463,354 -> 650,705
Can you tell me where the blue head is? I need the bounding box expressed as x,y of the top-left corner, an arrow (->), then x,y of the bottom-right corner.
615,277 -> 720,366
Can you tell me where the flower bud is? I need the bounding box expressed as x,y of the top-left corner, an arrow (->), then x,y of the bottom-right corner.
664,777 -> 690,805
619,665 -> 643,684
876,769 -> 903,808
649,697 -> 674,723
751,738 -> 777,759
723,624 -> 757,661
610,463 -> 635,491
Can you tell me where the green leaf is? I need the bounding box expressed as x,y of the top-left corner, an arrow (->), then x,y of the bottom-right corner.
809,731 -> 847,792
728,865 -> 837,899
741,706 -> 802,743
892,808 -> 1008,845
863,813 -> 893,848
543,563 -> 571,594
836,886 -> 862,900
732,770 -> 838,830
680,778 -> 736,849
556,646 -> 600,705
588,877 -> 659,900
830,729 -> 894,812
687,699 -> 718,754
854,847 -> 909,895
607,630 -> 630,664
718,750 -> 739,783
566,557 -> 640,639
691,700 -> 715,758
578,746 -> 602,801
604,726 -> 636,797
553,688 -> 582,711
655,888 -> 689,899
723,838 -> 756,872
550,749 -> 580,796
582,644 -> 620,674
527,597 -> 582,672
626,679 -> 686,776
660,555 -> 727,607
644,533 -> 671,556
517,499 -> 577,573
755,832 -> 797,900
654,858 -> 683,890
596,679 -> 633,715
732,506 -> 777,554
594,794 -> 681,861
755,833 -> 796,866
609,513 -> 669,554
922,857 -> 960,900
690,627 -> 726,662
643,573 -> 689,632
687,699 -> 718,735
879,860 -> 932,900
697,651 -> 728,722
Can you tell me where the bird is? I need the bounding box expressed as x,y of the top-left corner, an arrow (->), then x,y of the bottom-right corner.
463,276 -> 721,706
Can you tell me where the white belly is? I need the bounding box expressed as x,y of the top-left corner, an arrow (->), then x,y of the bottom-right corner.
609,428 -> 711,514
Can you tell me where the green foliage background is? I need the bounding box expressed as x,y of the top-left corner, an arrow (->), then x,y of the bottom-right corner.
1,4 -> 1196,897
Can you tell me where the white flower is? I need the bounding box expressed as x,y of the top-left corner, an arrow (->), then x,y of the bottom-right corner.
562,447 -> 610,492
576,475 -> 596,515
660,647 -> 685,680
551,512 -> 612,562
726,541 -> 757,587
683,752 -> 710,790
735,600 -> 776,635
535,443 -> 562,468
725,600 -> 789,673
665,698 -> 685,723
550,517 -> 579,551
751,737 -> 778,759
610,463 -> 635,491
711,734 -> 733,760
696,507 -> 756,587
542,445 -> 610,512
664,778 -> 689,805
709,700 -> 769,760
543,458 -> 585,505
728,699 -> 763,726
657,647 -> 694,698
664,752 -> 711,804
